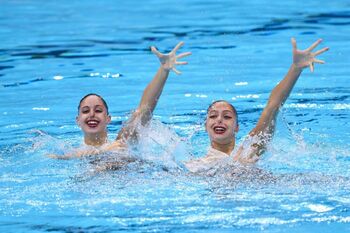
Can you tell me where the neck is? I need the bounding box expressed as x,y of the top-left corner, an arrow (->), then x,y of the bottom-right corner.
211,138 -> 235,155
84,132 -> 108,147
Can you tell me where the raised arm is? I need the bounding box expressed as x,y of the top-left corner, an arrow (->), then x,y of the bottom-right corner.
115,42 -> 191,144
235,38 -> 329,163
49,43 -> 191,159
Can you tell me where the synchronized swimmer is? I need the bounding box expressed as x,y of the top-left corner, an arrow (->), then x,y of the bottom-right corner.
50,42 -> 191,161
50,38 -> 329,174
185,38 -> 328,173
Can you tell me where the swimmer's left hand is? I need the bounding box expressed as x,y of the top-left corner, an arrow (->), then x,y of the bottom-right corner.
47,154 -> 72,160
151,41 -> 192,75
292,38 -> 329,72
47,147 -> 100,160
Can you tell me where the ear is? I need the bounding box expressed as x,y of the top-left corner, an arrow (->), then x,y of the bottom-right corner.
234,124 -> 239,133
107,115 -> 112,124
76,116 -> 81,127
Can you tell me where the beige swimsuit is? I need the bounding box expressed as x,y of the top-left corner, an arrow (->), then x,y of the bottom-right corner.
184,147 -> 237,175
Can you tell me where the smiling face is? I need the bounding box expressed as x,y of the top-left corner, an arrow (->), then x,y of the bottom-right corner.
205,101 -> 239,145
76,95 -> 111,137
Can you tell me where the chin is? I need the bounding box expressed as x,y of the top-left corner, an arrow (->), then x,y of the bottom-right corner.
84,127 -> 104,135
212,136 -> 232,143
208,129 -> 233,141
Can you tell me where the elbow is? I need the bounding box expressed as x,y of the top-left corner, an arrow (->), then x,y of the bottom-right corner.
265,100 -> 281,113
131,107 -> 153,127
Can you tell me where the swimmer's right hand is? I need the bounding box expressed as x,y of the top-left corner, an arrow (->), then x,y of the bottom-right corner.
151,41 -> 191,75
291,38 -> 329,72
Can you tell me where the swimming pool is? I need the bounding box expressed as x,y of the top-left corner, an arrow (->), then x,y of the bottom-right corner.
1,0 -> 350,232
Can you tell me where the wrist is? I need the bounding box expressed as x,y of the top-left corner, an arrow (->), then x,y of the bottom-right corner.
291,63 -> 303,72
160,65 -> 171,73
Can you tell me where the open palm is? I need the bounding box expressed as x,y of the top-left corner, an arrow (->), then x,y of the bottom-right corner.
151,42 -> 191,75
292,38 -> 329,72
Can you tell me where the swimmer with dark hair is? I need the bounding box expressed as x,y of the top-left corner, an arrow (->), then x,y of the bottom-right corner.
50,42 -> 191,159
185,38 -> 329,174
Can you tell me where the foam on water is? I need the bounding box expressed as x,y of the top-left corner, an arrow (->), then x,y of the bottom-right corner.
0,101 -> 349,233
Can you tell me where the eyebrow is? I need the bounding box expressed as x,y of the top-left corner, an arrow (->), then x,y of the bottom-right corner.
80,105 -> 105,109
208,110 -> 234,114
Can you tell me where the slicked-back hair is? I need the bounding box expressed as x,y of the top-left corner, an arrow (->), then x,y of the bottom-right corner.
78,93 -> 109,115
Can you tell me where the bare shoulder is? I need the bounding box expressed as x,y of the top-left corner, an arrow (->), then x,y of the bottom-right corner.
102,139 -> 127,151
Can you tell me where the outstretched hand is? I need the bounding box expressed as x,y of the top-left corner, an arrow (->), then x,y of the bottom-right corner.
151,42 -> 191,75
292,38 -> 329,72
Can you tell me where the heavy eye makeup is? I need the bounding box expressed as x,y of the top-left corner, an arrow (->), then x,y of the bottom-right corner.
81,107 -> 90,114
222,110 -> 234,119
208,111 -> 218,119
95,107 -> 103,113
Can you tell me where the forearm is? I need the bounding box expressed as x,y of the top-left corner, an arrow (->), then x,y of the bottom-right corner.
116,42 -> 190,142
267,64 -> 302,109
244,38 -> 328,162
139,66 -> 170,112
252,64 -> 303,138
136,66 -> 170,124
48,147 -> 100,160
49,140 -> 127,159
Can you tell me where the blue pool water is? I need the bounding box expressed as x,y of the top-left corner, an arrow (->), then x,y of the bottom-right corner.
1,0 -> 350,232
